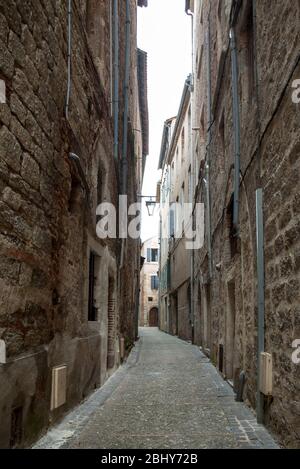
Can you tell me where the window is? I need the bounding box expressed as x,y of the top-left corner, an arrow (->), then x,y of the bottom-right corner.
148,297 -> 153,302
151,275 -> 159,290
169,205 -> 175,238
227,196 -> 238,258
180,183 -> 185,233
181,127 -> 185,164
147,248 -> 158,263
188,166 -> 192,203
88,251 -> 97,321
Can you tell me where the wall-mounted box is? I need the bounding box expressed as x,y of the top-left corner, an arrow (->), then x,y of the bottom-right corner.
0,340 -> 6,364
50,365 -> 67,410
260,352 -> 272,396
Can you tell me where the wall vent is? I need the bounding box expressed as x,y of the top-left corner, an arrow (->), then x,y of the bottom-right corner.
51,365 -> 67,410
259,352 -> 272,396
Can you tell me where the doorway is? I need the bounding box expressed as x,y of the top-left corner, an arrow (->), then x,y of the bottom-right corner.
203,284 -> 211,351
107,276 -> 116,370
149,307 -> 158,327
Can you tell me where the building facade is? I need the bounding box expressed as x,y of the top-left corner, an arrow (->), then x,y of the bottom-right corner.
0,0 -> 148,448
159,0 -> 300,448
158,79 -> 194,341
139,237 -> 159,327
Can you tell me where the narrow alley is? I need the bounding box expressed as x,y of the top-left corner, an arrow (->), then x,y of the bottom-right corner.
34,328 -> 278,449
0,0 -> 299,454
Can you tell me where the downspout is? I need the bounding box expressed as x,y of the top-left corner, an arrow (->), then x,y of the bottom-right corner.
121,0 -> 131,196
113,0 -> 119,162
230,27 -> 241,234
65,0 -> 72,120
185,3 -> 195,342
109,1 -> 113,116
256,188 -> 265,424
120,0 -> 131,270
206,14 -> 213,280
252,0 -> 264,424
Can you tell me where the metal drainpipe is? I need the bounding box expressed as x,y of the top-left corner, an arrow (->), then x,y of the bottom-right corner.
65,0 -> 72,120
113,0 -> 119,162
206,14 -> 213,280
256,188 -> 265,424
120,0 -> 131,270
121,0 -> 131,196
252,0 -> 265,425
109,0 -> 113,117
186,5 -> 195,341
230,27 -> 241,233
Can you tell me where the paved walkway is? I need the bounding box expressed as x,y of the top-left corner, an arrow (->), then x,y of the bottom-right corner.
34,328 -> 279,449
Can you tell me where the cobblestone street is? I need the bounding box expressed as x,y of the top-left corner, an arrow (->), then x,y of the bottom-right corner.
34,328 -> 279,449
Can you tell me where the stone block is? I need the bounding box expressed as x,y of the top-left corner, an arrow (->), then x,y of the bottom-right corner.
0,38 -> 14,79
21,152 -> 40,190
10,116 -> 33,154
10,93 -> 27,125
0,125 -> 22,172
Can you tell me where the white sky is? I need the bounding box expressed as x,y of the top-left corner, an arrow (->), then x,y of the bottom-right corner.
137,0 -> 191,241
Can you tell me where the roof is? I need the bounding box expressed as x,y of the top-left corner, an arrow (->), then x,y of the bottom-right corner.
158,117 -> 174,170
158,75 -> 192,170
137,49 -> 149,159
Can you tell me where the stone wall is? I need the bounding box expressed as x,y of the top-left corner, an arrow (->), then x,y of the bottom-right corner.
192,0 -> 300,448
0,0 -> 144,448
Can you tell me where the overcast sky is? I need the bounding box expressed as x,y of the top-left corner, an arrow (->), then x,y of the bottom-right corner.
137,0 -> 191,242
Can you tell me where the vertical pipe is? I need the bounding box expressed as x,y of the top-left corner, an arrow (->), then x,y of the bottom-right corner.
109,0 -> 113,116
121,0 -> 131,195
120,0 -> 131,270
206,17 -> 213,280
186,8 -> 195,342
113,0 -> 119,161
65,0 -> 72,120
230,28 -> 241,232
256,188 -> 265,423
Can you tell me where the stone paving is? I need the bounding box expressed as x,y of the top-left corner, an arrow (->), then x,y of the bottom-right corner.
34,328 -> 280,449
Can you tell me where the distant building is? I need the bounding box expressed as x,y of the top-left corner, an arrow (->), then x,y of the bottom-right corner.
158,77 -> 193,340
139,237 -> 159,327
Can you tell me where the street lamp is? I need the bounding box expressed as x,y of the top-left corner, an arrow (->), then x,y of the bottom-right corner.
137,195 -> 157,216
145,197 -> 156,216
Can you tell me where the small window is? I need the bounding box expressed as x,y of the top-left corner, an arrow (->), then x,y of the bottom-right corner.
147,248 -> 158,263
181,127 -> 185,164
88,251 -> 97,321
151,275 -> 159,290
148,297 -> 153,302
169,207 -> 175,237
227,197 -> 237,258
